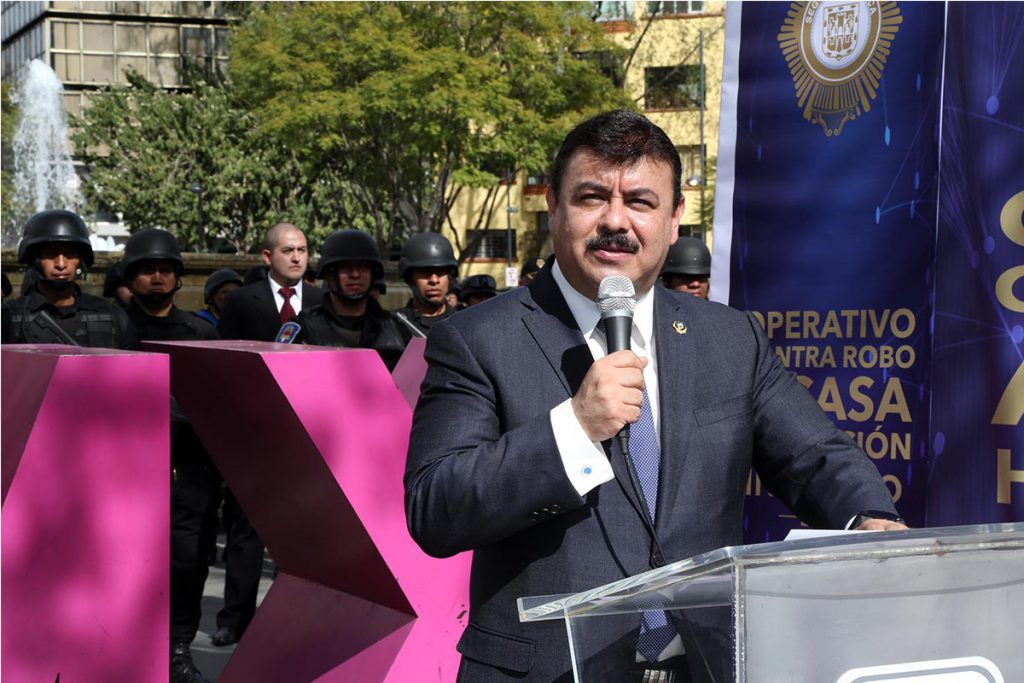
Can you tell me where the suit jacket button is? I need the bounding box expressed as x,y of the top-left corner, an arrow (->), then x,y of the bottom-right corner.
529,512 -> 541,521
549,504 -> 561,513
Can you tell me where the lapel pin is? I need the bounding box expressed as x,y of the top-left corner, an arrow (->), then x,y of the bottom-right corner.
672,321 -> 688,335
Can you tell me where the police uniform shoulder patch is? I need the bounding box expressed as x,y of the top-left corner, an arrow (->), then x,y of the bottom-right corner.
778,1 -> 902,137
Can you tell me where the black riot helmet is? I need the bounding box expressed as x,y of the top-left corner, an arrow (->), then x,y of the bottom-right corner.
661,236 -> 711,278
398,232 -> 457,282
317,229 -> 384,280
203,268 -> 243,303
519,256 -> 547,285
461,274 -> 497,300
102,261 -> 127,298
121,228 -> 184,277
17,209 -> 94,268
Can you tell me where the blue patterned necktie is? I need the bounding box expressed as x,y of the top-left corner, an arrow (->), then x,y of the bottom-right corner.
631,385 -> 675,662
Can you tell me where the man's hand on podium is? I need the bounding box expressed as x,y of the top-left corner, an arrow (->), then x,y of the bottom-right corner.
854,517 -> 910,532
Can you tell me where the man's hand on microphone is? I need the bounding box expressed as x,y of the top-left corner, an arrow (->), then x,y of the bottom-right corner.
571,351 -> 647,443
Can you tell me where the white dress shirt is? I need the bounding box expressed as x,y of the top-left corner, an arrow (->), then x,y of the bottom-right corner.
549,261 -> 661,496
267,277 -> 306,315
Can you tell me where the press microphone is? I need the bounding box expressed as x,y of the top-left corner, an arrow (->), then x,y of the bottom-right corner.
275,321 -> 301,344
596,275 -> 637,455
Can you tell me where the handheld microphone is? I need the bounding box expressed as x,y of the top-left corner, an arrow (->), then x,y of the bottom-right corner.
275,321 -> 301,344
596,275 -> 637,455
596,275 -> 666,567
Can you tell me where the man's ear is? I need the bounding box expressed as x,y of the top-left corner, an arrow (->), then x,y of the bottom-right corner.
669,198 -> 686,244
261,249 -> 272,266
546,187 -> 558,220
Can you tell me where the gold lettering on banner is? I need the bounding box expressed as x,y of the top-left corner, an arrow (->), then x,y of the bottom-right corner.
1000,190 -> 1024,247
996,449 -> 1024,505
992,362 -> 1024,427
882,474 -> 902,503
800,375 -> 911,422
995,266 -> 1024,313
846,428 -> 912,461
756,309 -> 916,341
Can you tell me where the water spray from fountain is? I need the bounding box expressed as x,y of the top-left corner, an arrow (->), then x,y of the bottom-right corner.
5,59 -> 87,248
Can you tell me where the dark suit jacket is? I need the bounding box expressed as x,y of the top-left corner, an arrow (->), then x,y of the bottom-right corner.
404,263 -> 896,682
217,279 -> 324,341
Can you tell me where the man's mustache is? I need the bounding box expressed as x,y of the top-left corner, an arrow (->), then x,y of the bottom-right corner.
585,233 -> 639,254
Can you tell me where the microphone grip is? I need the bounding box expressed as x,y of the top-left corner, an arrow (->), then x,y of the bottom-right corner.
603,311 -> 632,354
602,310 -> 634,447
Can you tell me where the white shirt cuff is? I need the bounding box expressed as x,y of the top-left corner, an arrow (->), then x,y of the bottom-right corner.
550,399 -> 615,496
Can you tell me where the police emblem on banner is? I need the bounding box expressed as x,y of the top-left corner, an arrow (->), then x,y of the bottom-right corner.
778,2 -> 902,136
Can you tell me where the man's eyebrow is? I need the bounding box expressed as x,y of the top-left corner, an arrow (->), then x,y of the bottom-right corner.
570,181 -> 659,199
570,181 -> 610,195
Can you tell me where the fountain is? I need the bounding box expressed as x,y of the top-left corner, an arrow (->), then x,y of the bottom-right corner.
4,59 -> 110,249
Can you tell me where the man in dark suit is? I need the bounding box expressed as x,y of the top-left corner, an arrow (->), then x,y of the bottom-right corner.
217,222 -> 324,341
404,110 -> 906,682
211,222 -> 324,647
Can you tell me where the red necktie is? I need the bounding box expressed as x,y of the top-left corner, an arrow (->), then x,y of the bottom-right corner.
279,286 -> 296,323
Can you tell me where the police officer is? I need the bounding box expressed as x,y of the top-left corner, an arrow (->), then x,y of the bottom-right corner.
197,269 -> 243,327
660,235 -> 711,299
519,256 -> 548,287
460,274 -> 498,308
2,210 -> 138,348
102,260 -> 132,308
446,275 -> 462,310
395,232 -> 459,337
121,228 -> 218,683
296,230 -> 411,370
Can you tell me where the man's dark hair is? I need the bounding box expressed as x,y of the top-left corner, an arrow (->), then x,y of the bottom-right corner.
550,109 -> 682,209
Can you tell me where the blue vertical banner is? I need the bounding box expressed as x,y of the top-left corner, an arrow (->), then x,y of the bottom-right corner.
713,2 -> 947,541
927,2 -> 1024,525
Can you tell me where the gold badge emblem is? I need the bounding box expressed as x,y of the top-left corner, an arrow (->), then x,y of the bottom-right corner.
672,321 -> 688,335
778,2 -> 902,136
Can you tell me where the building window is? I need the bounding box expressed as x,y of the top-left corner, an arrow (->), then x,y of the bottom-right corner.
678,145 -> 706,185
46,19 -> 228,87
525,172 -> 549,195
465,229 -> 517,261
647,1 -> 704,17
594,1 -> 633,22
526,172 -> 549,187
579,49 -> 625,87
644,64 -> 703,110
678,225 -> 704,241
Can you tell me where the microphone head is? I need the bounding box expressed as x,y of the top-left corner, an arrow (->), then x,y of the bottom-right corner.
597,275 -> 636,315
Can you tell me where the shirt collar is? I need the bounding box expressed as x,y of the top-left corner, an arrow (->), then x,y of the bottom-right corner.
268,276 -> 302,298
551,259 -> 654,351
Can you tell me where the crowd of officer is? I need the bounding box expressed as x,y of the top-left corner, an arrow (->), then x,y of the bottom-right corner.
0,209 -> 712,683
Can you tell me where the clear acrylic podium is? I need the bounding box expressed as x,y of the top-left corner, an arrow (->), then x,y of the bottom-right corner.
519,524 -> 1023,682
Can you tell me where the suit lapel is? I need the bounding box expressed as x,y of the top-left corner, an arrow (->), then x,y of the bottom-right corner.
521,266 -> 592,397
652,289 -> 698,531
258,280 -> 279,330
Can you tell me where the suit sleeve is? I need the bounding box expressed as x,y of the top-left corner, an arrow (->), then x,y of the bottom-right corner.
404,320 -> 586,558
745,312 -> 897,528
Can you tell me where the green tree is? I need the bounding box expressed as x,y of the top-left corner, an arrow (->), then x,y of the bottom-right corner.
72,70 -> 358,253
229,2 -> 631,250
1,82 -> 18,246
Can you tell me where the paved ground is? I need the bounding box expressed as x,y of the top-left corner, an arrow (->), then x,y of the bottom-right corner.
190,537 -> 276,682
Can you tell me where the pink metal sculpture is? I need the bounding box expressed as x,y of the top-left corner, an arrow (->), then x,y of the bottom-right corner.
1,345 -> 169,683
144,340 -> 469,682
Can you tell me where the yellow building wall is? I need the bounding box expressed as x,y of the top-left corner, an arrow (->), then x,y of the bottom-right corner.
443,2 -> 726,285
